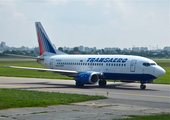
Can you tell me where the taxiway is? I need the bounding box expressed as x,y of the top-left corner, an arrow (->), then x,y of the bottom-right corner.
0,77 -> 169,120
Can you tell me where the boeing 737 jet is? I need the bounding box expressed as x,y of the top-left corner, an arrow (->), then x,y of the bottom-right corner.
6,22 -> 166,89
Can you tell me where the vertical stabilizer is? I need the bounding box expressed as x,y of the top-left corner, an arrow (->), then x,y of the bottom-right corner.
35,22 -> 56,55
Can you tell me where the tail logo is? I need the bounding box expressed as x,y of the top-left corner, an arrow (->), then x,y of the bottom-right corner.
36,22 -> 56,55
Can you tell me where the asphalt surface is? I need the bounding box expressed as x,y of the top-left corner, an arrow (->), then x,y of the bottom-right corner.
0,77 -> 170,120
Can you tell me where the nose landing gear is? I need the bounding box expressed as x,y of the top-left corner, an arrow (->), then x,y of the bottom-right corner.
140,81 -> 149,90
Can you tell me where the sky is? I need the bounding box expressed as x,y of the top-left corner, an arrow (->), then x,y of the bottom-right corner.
0,0 -> 169,50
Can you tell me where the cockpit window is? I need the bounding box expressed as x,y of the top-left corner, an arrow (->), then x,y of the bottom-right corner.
150,63 -> 156,66
143,63 -> 156,67
143,63 -> 150,67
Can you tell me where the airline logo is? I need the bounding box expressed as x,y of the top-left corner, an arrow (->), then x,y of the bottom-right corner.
87,58 -> 128,63
36,22 -> 56,55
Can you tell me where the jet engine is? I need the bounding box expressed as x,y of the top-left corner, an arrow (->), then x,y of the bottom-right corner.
76,72 -> 99,85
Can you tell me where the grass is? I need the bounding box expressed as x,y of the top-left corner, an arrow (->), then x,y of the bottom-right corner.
0,58 -> 169,84
153,60 -> 170,84
113,114 -> 170,120
0,58 -> 73,79
0,88 -> 106,110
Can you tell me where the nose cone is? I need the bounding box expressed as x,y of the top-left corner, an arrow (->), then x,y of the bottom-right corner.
155,66 -> 166,78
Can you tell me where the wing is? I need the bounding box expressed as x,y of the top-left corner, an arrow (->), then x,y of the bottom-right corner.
5,54 -> 44,60
4,66 -> 78,77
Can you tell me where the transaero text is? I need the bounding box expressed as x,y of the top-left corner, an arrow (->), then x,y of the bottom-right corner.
87,58 -> 128,63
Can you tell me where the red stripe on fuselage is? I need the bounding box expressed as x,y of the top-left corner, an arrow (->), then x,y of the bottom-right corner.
36,25 -> 44,55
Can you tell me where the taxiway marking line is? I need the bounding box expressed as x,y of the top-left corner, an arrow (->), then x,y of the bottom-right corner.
43,88 -> 170,99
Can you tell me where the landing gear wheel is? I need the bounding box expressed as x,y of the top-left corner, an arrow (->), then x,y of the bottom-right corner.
140,85 -> 146,90
76,82 -> 84,87
99,80 -> 107,86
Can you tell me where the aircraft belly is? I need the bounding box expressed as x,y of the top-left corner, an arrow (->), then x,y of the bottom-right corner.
103,72 -> 156,80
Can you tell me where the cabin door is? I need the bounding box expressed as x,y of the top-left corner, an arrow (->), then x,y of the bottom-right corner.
130,60 -> 137,72
50,59 -> 53,69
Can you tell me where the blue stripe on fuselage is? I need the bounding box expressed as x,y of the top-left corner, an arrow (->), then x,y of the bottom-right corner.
103,73 -> 156,81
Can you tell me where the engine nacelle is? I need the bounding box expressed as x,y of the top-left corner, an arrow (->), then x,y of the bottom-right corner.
76,72 -> 99,84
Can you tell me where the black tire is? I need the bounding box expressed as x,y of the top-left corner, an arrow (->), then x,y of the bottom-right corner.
140,85 -> 146,90
76,82 -> 84,87
143,85 -> 146,89
99,80 -> 107,86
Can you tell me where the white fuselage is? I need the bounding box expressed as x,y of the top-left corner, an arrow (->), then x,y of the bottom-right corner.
39,54 -> 165,81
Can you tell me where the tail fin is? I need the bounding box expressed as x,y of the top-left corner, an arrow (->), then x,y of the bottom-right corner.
35,22 -> 56,55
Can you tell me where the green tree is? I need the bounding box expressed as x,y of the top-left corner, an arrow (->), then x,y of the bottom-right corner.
73,47 -> 79,52
58,47 -> 63,51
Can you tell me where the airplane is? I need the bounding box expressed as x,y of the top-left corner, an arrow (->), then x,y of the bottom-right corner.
5,22 -> 166,90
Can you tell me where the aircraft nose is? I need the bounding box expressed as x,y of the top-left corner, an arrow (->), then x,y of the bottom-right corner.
155,66 -> 166,78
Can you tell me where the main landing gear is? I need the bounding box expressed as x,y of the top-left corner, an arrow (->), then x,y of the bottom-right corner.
76,82 -> 84,87
99,79 -> 107,86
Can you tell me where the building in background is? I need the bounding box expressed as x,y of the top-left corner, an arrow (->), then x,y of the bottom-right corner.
140,47 -> 148,51
163,46 -> 170,52
132,47 -> 140,51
